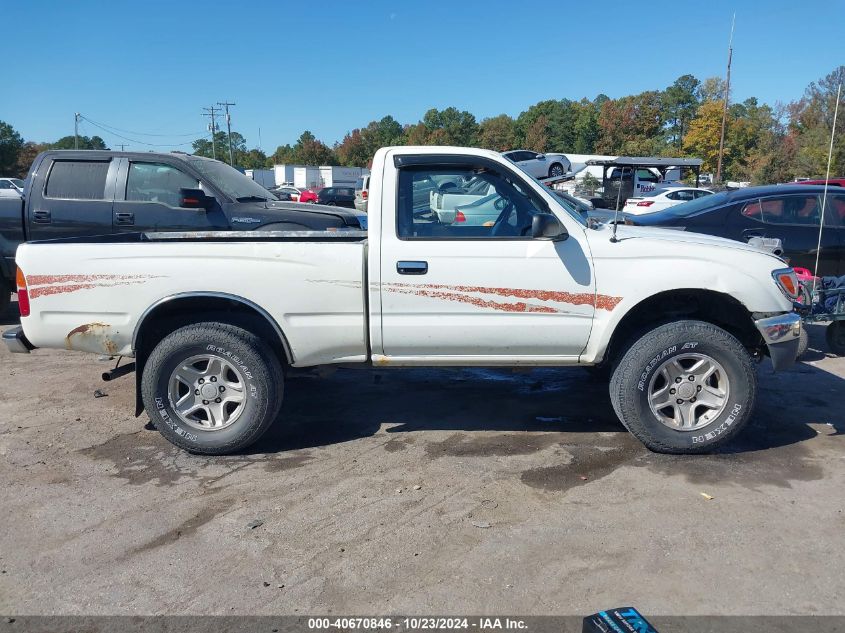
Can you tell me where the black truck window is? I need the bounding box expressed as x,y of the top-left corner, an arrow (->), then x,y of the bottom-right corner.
44,160 -> 109,200
126,162 -> 198,206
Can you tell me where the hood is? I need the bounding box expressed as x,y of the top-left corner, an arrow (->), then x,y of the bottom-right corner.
229,200 -> 362,229
589,222 -> 786,262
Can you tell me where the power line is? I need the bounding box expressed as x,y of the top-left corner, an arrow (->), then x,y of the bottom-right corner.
80,115 -> 207,148
79,115 -> 205,138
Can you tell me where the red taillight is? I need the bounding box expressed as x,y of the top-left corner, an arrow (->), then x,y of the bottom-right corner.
454,210 -> 467,223
362,190 -> 368,200
16,267 -> 30,317
636,200 -> 654,207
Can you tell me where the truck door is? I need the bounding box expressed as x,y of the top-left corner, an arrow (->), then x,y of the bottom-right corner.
112,159 -> 222,233
28,158 -> 117,241
377,155 -> 597,361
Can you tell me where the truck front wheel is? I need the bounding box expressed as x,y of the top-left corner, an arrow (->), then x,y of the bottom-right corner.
609,320 -> 757,454
141,322 -> 283,454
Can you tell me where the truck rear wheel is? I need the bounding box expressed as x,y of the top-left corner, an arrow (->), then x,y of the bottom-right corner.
609,320 -> 756,454
141,322 -> 283,454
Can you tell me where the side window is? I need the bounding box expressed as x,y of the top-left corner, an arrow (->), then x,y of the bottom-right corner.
397,166 -> 547,239
693,190 -> 711,199
742,195 -> 821,226
45,160 -> 109,200
828,195 -> 845,226
636,169 -> 659,183
126,162 -> 199,206
670,190 -> 695,201
0,181 -> 12,190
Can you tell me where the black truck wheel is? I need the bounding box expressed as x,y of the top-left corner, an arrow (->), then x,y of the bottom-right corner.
141,322 -> 283,454
0,276 -> 11,315
826,322 -> 845,356
609,320 -> 757,454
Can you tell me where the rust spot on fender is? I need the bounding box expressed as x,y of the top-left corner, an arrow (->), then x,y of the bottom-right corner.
65,322 -> 119,355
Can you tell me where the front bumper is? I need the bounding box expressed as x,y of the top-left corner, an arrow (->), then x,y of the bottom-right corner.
2,325 -> 34,354
754,312 -> 801,370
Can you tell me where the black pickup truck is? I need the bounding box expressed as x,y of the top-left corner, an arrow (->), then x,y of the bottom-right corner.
0,150 -> 363,313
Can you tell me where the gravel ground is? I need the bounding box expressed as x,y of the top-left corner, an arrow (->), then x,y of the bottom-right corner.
1,296 -> 843,616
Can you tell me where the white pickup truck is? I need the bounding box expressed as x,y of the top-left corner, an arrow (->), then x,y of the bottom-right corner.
5,146 -> 802,456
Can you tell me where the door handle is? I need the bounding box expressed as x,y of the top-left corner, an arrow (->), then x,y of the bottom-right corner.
115,212 -> 135,226
397,260 -> 428,275
33,210 -> 51,224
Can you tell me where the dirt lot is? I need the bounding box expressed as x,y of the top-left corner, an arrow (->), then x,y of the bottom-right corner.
1,296 -> 844,616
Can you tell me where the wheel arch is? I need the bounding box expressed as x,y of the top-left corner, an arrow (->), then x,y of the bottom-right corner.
132,292 -> 293,415
600,288 -> 762,368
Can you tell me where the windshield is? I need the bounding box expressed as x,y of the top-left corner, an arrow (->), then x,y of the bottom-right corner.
518,171 -> 586,227
186,157 -> 275,201
662,190 -> 730,217
11,179 -> 24,189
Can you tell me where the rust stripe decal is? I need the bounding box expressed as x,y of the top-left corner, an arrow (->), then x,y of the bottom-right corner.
27,274 -> 164,300
381,282 -> 622,313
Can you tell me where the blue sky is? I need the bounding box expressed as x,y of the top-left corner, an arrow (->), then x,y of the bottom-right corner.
4,0 -> 844,153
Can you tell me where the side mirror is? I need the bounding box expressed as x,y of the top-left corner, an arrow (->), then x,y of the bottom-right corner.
531,213 -> 568,241
535,153 -> 546,160
179,187 -> 213,209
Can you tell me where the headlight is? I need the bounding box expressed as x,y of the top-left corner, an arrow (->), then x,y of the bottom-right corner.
772,267 -> 800,300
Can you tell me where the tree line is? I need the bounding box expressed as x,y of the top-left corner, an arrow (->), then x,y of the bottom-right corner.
2,65 -> 842,184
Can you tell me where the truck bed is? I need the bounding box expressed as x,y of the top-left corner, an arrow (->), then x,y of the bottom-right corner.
16,233 -> 369,366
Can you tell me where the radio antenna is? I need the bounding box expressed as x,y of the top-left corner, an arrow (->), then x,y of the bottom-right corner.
813,82 -> 841,277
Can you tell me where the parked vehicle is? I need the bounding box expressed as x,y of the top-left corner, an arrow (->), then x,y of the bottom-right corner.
0,178 -> 24,197
623,186 -> 713,215
355,174 -> 370,213
270,186 -> 318,204
785,178 -> 845,187
622,184 -> 845,275
503,150 -> 571,179
553,190 -> 594,213
318,186 -> 356,208
319,166 -> 365,188
0,150 -> 362,314
5,146 -> 800,457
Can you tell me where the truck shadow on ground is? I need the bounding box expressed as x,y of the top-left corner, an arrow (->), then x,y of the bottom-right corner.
252,333 -> 843,463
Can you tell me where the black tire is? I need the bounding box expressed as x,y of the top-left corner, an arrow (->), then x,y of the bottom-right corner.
0,276 -> 10,315
609,320 -> 757,454
141,322 -> 283,454
796,327 -> 809,359
826,321 -> 845,356
548,163 -> 564,178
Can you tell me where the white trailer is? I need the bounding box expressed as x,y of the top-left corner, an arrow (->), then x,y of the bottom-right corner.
294,166 -> 321,190
244,169 -> 276,189
319,166 -> 364,188
273,164 -> 298,187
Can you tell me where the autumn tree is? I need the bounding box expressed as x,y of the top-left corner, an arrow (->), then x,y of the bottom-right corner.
477,114 -> 517,151
683,100 -> 725,173
524,115 -> 549,152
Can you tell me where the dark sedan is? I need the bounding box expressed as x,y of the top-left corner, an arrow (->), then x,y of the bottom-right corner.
317,186 -> 356,208
618,185 -> 845,275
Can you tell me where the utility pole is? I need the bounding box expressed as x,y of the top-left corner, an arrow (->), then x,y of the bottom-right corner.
202,106 -> 220,160
74,113 -> 81,149
218,101 -> 236,166
716,13 -> 735,184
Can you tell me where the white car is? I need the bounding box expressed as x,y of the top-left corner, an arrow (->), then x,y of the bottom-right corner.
502,150 -> 571,179
624,186 -> 713,215
7,145 -> 801,457
0,178 -> 24,197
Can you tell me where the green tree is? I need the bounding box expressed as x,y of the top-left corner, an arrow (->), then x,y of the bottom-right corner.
573,99 -> 600,154
0,121 -> 24,174
662,74 -> 700,147
15,141 -> 50,178
268,131 -> 336,166
698,77 -> 726,103
51,135 -> 108,150
421,107 -> 478,146
516,100 -> 579,151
